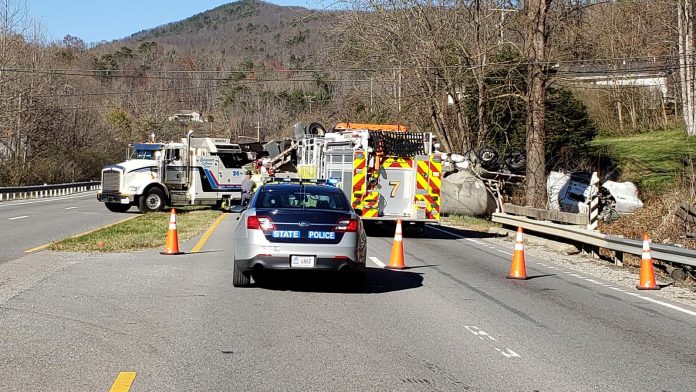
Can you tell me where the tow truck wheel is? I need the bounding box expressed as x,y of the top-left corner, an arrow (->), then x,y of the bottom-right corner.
138,188 -> 166,213
104,203 -> 131,213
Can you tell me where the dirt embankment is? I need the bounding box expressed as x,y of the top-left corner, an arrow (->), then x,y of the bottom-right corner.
600,189 -> 696,251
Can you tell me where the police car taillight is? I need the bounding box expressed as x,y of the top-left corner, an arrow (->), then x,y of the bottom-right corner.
247,216 -> 275,231
334,219 -> 358,232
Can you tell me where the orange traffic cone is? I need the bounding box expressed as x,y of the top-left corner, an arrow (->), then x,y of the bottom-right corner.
506,227 -> 528,280
636,233 -> 659,290
386,219 -> 405,269
161,209 -> 184,255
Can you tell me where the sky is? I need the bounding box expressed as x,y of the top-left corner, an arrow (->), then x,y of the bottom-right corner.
28,0 -> 320,44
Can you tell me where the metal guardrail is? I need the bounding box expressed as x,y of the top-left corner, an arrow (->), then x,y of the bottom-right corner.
0,181 -> 101,202
492,212 -> 696,268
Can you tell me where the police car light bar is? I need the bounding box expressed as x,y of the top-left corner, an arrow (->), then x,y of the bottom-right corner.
263,177 -> 338,186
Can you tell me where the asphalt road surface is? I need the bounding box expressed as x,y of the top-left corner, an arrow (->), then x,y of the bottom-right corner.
0,215 -> 695,391
0,193 -> 134,264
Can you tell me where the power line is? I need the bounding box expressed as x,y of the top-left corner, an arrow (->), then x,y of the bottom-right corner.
0,53 -> 684,77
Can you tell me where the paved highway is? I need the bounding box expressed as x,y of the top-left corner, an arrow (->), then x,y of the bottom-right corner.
0,193 -> 134,264
0,216 -> 695,391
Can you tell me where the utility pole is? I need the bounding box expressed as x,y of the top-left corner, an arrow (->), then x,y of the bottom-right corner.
490,8 -> 519,45
398,68 -> 402,113
256,95 -> 261,142
16,93 -> 22,164
370,78 -> 374,113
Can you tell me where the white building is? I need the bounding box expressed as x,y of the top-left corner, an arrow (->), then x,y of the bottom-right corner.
168,110 -> 206,123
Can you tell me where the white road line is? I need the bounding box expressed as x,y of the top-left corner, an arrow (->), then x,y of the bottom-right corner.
637,295 -> 696,317
64,206 -> 78,210
433,223 -> 696,319
0,192 -> 95,208
369,256 -> 386,269
562,271 -> 696,318
8,215 -> 28,220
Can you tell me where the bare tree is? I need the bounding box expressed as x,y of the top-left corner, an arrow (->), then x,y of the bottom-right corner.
678,0 -> 696,136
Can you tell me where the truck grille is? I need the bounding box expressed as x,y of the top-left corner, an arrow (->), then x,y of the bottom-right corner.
102,170 -> 121,192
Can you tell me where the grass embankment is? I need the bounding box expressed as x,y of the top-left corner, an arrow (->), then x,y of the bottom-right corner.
49,208 -> 222,252
441,214 -> 499,232
591,129 -> 696,193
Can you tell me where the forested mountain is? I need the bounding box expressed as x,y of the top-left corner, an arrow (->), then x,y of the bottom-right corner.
124,0 -> 333,69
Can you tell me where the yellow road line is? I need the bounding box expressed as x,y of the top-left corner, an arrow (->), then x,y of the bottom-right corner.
109,372 -> 137,392
191,213 -> 228,253
25,215 -> 141,253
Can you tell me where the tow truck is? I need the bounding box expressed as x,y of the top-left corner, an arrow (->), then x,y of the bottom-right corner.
97,131 -> 253,213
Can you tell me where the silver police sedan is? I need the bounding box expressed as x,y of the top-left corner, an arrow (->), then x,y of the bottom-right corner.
231,181 -> 367,287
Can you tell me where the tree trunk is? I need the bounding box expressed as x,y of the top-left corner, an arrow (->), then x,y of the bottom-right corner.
524,0 -> 552,208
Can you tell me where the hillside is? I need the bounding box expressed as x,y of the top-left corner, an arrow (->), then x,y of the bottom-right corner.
123,0 -> 334,69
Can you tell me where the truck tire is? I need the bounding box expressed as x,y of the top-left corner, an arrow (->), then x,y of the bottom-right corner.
138,188 -> 167,213
233,260 -> 251,287
104,203 -> 131,213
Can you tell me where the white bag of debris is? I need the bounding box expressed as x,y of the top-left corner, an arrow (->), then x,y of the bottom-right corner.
603,181 -> 643,213
547,171 -> 595,213
547,171 -> 569,211
441,169 -> 496,216
450,154 -> 466,163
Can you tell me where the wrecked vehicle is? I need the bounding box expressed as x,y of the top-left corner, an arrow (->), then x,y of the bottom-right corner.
547,171 -> 643,222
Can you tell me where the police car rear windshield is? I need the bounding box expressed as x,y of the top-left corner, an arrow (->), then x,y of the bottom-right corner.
255,185 -> 349,211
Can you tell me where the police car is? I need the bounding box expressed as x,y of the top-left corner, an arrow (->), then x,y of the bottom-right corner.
231,179 -> 367,287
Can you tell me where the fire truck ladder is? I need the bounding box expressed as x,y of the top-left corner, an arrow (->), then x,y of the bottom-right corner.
270,140 -> 298,170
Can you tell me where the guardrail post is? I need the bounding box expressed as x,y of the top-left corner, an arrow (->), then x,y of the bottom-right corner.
587,172 -> 600,232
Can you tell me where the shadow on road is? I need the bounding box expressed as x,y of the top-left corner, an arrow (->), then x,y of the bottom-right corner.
365,222 -> 496,240
524,273 -> 557,280
252,267 -> 423,294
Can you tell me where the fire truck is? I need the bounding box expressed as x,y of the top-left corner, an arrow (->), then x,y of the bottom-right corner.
97,131 -> 252,213
295,123 -> 442,227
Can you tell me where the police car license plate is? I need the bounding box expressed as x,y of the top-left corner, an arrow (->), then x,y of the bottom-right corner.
291,255 -> 315,268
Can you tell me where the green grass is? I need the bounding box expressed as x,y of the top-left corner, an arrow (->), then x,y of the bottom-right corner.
591,129 -> 696,192
49,208 -> 222,252
441,214 -> 498,232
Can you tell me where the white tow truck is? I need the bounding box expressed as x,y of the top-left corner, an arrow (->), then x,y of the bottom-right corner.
97,131 -> 252,213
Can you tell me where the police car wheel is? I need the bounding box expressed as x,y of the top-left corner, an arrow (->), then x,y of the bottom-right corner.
138,188 -> 166,213
233,261 -> 251,287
